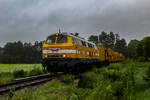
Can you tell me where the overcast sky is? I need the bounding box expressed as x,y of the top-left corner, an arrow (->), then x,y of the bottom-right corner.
0,0 -> 150,46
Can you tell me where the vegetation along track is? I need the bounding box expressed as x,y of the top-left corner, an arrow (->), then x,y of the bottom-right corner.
0,73 -> 64,95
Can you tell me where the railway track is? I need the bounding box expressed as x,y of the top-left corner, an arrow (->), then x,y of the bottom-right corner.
0,73 -> 64,96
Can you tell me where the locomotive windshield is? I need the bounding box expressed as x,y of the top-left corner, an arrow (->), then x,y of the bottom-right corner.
46,35 -> 56,44
46,34 -> 67,44
57,35 -> 67,43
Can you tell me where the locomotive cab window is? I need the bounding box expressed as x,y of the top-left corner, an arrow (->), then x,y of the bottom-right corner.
46,34 -> 68,44
57,35 -> 67,43
46,35 -> 56,44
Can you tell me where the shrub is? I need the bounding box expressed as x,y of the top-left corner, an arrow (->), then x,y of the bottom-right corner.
63,74 -> 75,85
78,72 -> 98,89
8,88 -> 16,98
86,81 -> 117,100
143,66 -> 150,87
111,81 -> 124,99
13,70 -> 26,78
92,67 -> 107,75
0,72 -> 14,84
0,72 -> 12,77
28,67 -> 44,76
136,57 -> 147,62
108,64 -> 120,71
74,88 -> 91,100
106,69 -> 121,81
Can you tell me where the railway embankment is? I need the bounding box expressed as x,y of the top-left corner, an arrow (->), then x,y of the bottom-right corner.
1,60 -> 150,100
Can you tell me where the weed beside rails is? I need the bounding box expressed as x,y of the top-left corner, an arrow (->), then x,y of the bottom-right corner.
2,60 -> 150,100
77,62 -> 136,100
143,65 -> 150,87
0,67 -> 47,84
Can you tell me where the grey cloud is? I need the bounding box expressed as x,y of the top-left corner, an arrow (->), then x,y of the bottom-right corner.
0,0 -> 150,46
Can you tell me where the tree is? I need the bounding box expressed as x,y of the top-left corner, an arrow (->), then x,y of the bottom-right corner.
88,35 -> 98,44
134,41 -> 144,60
3,41 -> 23,56
141,37 -> 150,60
0,47 -> 3,63
134,36 -> 150,61
88,31 -> 128,57
128,40 -> 139,58
1,41 -> 42,64
108,32 -> 115,49
99,31 -> 109,48
0,47 -> 3,54
114,38 -> 127,57
115,34 -> 120,41
99,31 -> 116,49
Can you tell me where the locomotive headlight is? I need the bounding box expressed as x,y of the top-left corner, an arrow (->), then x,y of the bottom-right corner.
45,54 -> 48,58
62,54 -> 66,58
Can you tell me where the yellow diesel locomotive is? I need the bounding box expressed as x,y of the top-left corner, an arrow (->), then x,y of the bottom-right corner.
42,32 -> 125,73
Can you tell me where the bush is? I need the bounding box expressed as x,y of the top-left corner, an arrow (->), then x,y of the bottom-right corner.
92,67 -> 107,75
0,72 -> 14,84
78,72 -> 99,89
106,69 -> 121,81
74,88 -> 91,100
136,57 -> 147,62
11,67 -> 46,80
111,81 -> 124,99
0,72 -> 12,77
143,66 -> 150,87
63,74 -> 75,85
86,81 -> 117,100
13,70 -> 26,78
0,66 -> 47,85
28,67 -> 44,76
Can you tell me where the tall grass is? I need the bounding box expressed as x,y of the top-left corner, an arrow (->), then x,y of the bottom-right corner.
0,66 -> 47,84
0,64 -> 42,73
2,60 -> 150,100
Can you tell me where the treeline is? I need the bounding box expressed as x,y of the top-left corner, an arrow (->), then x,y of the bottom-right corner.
89,31 -> 150,61
128,37 -> 150,61
0,32 -> 150,64
88,31 -> 127,57
0,41 -> 43,64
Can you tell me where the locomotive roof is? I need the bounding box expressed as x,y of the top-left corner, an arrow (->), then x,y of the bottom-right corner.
48,32 -> 96,46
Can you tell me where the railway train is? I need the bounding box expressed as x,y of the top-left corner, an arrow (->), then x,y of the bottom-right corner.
42,32 -> 125,73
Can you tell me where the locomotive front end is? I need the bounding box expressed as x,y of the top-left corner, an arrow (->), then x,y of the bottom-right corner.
42,33 -> 75,73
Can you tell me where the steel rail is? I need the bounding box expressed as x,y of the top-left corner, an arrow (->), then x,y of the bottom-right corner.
0,73 -> 63,95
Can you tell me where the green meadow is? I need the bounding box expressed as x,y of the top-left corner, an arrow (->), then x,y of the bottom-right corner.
2,60 -> 150,100
0,64 -> 46,84
0,64 -> 42,73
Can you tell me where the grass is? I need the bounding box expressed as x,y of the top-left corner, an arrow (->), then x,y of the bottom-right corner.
5,80 -> 78,100
0,64 -> 47,84
0,64 -> 42,73
2,60 -> 150,100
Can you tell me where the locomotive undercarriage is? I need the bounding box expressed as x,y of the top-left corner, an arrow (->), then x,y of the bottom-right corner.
42,58 -> 100,74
